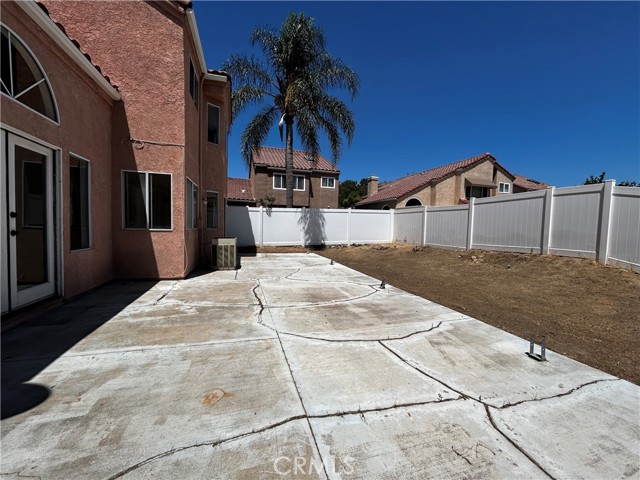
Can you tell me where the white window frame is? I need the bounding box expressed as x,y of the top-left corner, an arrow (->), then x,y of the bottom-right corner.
321,177 -> 336,189
207,103 -> 220,144
206,190 -> 219,229
121,170 -> 173,231
186,177 -> 198,230
273,173 -> 305,191
0,24 -> 60,125
69,153 -> 92,251
499,182 -> 511,194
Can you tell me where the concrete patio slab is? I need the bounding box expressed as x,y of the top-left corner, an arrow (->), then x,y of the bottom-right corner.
2,253 -> 638,479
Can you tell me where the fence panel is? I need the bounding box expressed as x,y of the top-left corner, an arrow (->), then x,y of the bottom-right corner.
608,186 -> 640,270
472,191 -> 546,253
262,208 -> 304,245
225,205 -> 261,246
550,184 -> 603,258
350,210 -> 391,243
425,205 -> 468,248
394,207 -> 424,244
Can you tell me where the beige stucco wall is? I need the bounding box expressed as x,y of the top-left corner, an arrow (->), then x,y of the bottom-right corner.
1,3 -> 114,299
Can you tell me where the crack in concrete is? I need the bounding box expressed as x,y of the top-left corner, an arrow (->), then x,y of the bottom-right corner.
484,404 -> 556,479
309,395 -> 465,419
271,322 -> 444,344
153,281 -> 178,305
257,281 -> 330,480
251,281 -> 265,317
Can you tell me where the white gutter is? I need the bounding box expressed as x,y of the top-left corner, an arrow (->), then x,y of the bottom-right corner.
185,8 -> 207,74
205,72 -> 227,83
16,1 -> 121,101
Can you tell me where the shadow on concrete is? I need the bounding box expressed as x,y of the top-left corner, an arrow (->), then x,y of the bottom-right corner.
298,208 -> 327,247
1,281 -> 157,419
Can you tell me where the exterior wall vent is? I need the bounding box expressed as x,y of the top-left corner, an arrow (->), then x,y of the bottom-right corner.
211,238 -> 237,270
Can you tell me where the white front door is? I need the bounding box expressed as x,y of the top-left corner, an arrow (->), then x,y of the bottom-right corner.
1,131 -> 56,313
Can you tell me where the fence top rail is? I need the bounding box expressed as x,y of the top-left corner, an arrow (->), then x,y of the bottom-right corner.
474,189 -> 547,204
427,204 -> 469,212
553,183 -> 604,196
396,205 -> 425,211
613,186 -> 640,198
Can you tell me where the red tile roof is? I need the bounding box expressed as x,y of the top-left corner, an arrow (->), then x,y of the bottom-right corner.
227,178 -> 255,201
357,153 -> 497,205
252,146 -> 339,173
513,175 -> 549,191
36,2 -> 119,91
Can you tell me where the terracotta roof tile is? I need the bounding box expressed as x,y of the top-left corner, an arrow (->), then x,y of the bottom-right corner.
36,2 -> 119,92
513,174 -> 549,191
252,146 -> 339,173
357,153 -> 496,205
227,178 -> 255,201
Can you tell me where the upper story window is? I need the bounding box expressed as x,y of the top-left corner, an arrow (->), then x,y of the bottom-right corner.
465,186 -> 490,199
189,58 -> 198,107
70,155 -> 91,250
207,104 -> 220,144
321,177 -> 336,189
499,182 -> 511,193
186,178 -> 198,229
273,173 -> 305,191
1,25 -> 58,122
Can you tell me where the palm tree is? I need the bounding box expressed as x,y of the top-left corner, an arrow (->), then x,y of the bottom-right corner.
223,12 -> 359,208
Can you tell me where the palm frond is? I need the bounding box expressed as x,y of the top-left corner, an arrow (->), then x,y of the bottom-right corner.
231,84 -> 268,121
239,105 -> 278,166
223,54 -> 272,92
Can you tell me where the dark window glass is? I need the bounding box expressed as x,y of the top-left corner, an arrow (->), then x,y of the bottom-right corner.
465,186 -> 490,199
206,191 -> 218,229
70,157 -> 90,249
150,174 -> 171,229
207,104 -> 219,143
124,172 -> 147,228
1,28 -> 11,95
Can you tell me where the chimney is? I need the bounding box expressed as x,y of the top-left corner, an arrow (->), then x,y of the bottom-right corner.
367,176 -> 379,197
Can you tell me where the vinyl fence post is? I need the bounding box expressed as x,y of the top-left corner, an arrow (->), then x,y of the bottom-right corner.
422,206 -> 428,246
389,209 -> 395,243
466,198 -> 475,250
347,208 -> 352,245
259,205 -> 264,248
597,180 -> 615,264
541,187 -> 554,255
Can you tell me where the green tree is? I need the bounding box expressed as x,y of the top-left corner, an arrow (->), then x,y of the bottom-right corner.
339,178 -> 369,208
584,172 -> 638,186
224,13 -> 359,208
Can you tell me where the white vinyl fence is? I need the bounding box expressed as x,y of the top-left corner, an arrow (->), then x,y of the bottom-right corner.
226,181 -> 640,271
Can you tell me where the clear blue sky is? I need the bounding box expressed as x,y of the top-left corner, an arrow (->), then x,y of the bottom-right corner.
195,1 -> 639,187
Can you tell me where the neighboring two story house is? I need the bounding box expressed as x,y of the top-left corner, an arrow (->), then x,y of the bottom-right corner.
357,153 -> 521,209
1,0 -> 231,314
247,146 -> 340,208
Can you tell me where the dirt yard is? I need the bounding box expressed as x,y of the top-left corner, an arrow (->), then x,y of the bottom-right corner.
255,244 -> 640,385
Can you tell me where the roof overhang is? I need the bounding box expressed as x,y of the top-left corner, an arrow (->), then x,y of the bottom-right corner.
465,177 -> 497,188
185,8 -> 207,75
17,1 -> 121,101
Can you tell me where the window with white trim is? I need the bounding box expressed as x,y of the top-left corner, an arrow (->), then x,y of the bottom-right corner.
186,178 -> 198,229
1,25 -> 58,121
273,173 -> 305,191
206,191 -> 218,229
189,58 -> 198,106
207,104 -> 220,144
321,177 -> 335,189
123,171 -> 171,230
499,182 -> 511,193
70,156 -> 90,250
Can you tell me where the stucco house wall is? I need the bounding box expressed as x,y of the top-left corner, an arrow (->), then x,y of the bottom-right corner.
250,168 -> 339,208
1,3 -> 115,298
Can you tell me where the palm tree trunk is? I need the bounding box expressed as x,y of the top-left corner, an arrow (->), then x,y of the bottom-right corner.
285,116 -> 294,208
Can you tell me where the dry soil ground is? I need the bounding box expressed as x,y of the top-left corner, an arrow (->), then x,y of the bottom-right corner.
254,244 -> 640,385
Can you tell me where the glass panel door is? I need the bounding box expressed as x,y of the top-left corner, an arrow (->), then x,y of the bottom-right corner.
7,133 -> 55,309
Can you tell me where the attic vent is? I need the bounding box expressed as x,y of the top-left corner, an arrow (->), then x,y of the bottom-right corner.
211,238 -> 237,270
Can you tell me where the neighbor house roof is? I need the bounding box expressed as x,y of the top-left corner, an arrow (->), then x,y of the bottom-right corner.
227,178 -> 255,202
252,146 -> 339,173
513,175 -> 549,191
358,153 -> 504,206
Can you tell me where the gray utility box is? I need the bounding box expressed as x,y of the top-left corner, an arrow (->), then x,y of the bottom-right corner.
211,238 -> 237,270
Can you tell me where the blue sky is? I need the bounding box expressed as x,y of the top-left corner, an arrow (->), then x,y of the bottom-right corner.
195,1 -> 639,187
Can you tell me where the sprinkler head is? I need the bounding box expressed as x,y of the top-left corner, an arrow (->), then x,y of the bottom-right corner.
380,280 -> 386,289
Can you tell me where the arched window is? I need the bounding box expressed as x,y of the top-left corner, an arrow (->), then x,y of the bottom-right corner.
405,198 -> 422,207
1,25 -> 58,122
382,205 -> 390,210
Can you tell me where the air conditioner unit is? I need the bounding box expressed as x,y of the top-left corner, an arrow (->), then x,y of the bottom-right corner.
211,238 -> 237,270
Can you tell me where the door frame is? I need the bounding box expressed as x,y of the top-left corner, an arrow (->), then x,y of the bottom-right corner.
1,124 -> 62,313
